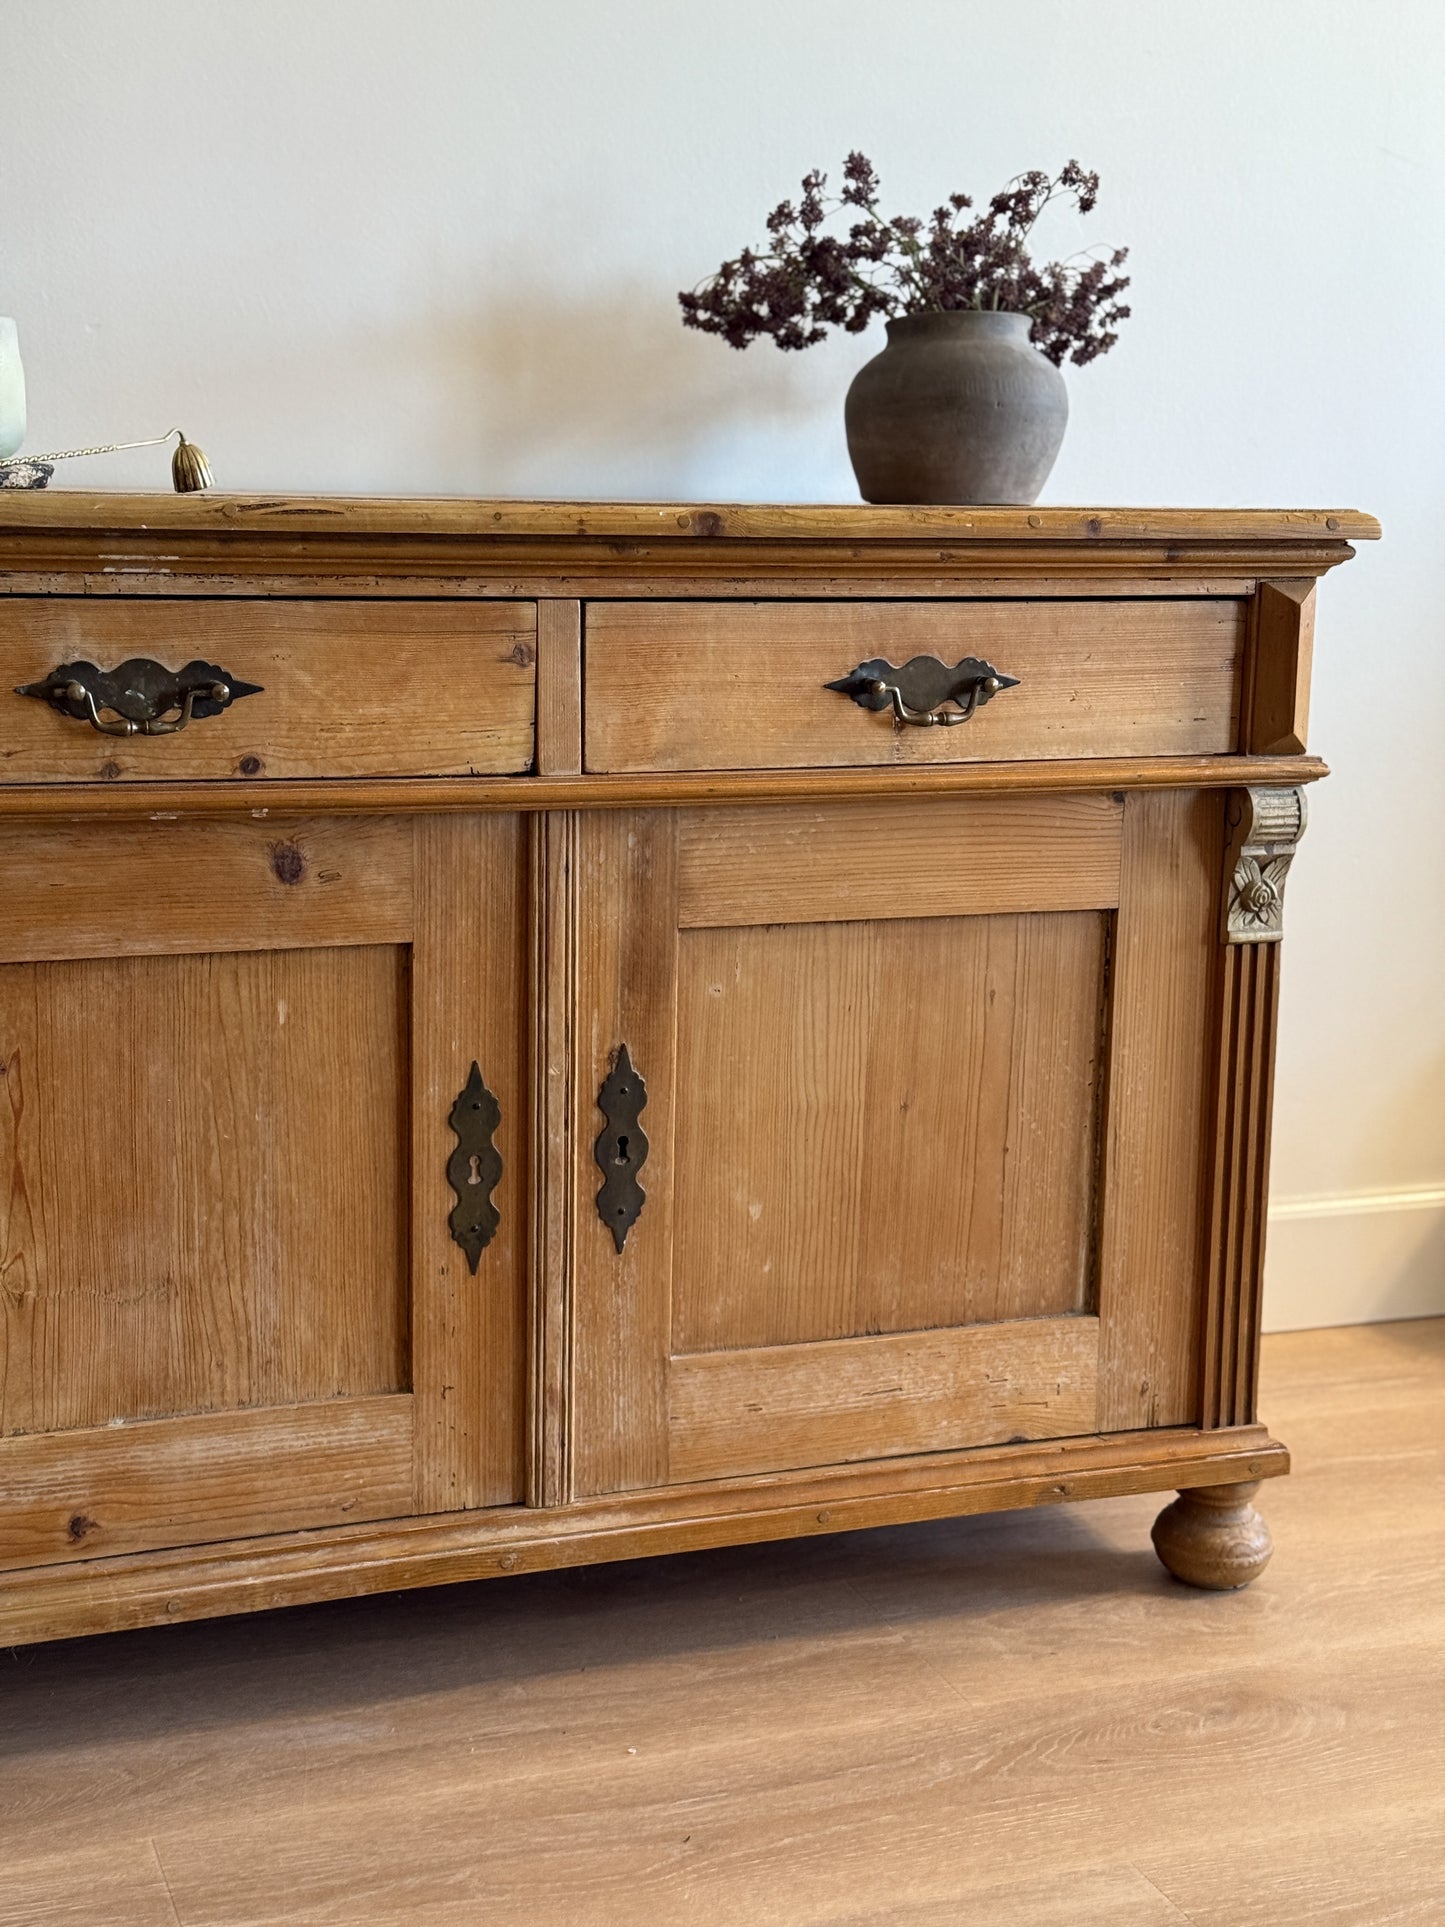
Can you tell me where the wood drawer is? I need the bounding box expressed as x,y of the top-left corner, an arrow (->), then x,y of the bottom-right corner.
0,598 -> 535,782
584,599 -> 1244,772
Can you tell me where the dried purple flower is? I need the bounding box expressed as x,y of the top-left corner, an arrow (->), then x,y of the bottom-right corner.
679,156 -> 1131,367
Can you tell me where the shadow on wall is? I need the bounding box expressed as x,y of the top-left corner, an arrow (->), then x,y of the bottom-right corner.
418,283 -> 839,496
96,281 -> 861,496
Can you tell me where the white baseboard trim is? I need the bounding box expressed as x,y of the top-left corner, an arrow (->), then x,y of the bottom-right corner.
1263,1185 -> 1445,1331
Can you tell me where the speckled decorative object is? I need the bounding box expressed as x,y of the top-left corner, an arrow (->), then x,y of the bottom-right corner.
0,458 -> 53,490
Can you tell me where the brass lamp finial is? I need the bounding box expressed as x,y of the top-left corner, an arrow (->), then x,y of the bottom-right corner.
170,431 -> 214,493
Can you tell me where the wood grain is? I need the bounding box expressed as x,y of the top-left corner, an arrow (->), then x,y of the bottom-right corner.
0,813 -> 414,962
0,1394 -> 413,1570
0,491 -> 1382,543
0,753 -> 1331,821
671,914 -> 1105,1350
574,796 -> 1121,1498
0,568 -> 1265,602
585,599 -> 1245,771
0,493 -> 1362,1655
0,597 -> 536,782
534,599 -> 582,775
0,1839 -> 188,1927
527,812 -> 580,1508
0,558 -> 1364,602
0,1325 -> 1431,1925
0,1420 -> 1285,1643
1202,941 -> 1281,1428
0,500 -> 1378,617
410,815 -> 528,1512
569,810 -> 679,1498
668,1316 -> 1100,1482
1247,579 -> 1315,755
0,944 -> 408,1435
1151,1478 -> 1274,1589
675,792 -> 1122,928
1095,789 -> 1224,1430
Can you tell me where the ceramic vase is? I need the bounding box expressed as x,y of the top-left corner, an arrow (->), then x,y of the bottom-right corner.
845,310 -> 1068,506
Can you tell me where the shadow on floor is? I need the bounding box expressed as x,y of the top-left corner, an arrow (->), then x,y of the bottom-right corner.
0,1499 -> 1165,1760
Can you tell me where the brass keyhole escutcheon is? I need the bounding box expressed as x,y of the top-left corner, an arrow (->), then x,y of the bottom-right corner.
595,1046 -> 649,1253
445,1062 -> 503,1273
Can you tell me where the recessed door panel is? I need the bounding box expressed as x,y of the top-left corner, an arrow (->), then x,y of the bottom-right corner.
564,792 -> 1222,1498
668,1317 -> 1101,1484
0,943 -> 408,1435
672,911 -> 1106,1353
0,812 -> 528,1569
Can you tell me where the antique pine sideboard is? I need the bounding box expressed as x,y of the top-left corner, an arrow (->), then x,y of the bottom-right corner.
0,496 -> 1377,1644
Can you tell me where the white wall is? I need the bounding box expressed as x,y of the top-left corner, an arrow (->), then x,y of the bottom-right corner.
5,0 -> 1442,1328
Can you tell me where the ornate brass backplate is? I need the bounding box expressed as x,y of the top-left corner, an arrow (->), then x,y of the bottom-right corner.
16,658 -> 262,736
594,1044 -> 649,1253
446,1061 -> 503,1273
826,654 -> 1019,727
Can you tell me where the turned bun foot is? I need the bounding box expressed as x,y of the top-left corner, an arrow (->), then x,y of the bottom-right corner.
1151,1481 -> 1273,1590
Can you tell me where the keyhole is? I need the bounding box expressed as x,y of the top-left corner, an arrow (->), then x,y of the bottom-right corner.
467,1153 -> 483,1187
614,1133 -> 630,1167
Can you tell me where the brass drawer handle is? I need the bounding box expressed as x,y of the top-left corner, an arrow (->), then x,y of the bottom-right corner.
826,654 -> 1019,728
16,657 -> 262,737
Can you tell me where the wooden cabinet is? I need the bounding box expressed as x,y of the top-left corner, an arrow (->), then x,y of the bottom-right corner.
0,810 -> 530,1574
567,790 -> 1212,1495
0,599 -> 537,780
0,497 -> 1377,1643
583,599 -> 1244,770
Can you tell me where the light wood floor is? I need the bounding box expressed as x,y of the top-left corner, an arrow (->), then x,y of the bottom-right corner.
1,1319 -> 1441,1926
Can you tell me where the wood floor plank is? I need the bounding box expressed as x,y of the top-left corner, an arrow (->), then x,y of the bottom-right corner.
1139,1802 -> 1445,1927
0,1838 -> 181,1927
821,1864 -> 1193,1925
0,1319 -> 1438,1927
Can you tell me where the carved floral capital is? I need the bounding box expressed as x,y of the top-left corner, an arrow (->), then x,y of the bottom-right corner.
1223,787 -> 1307,944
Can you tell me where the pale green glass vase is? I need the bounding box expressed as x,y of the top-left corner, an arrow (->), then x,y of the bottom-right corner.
0,319 -> 27,459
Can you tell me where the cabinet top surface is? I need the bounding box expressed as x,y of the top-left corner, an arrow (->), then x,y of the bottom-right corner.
0,493 -> 1380,547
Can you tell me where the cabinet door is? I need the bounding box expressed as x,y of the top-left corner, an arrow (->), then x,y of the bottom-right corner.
0,813 -> 527,1569
568,791 -> 1221,1496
